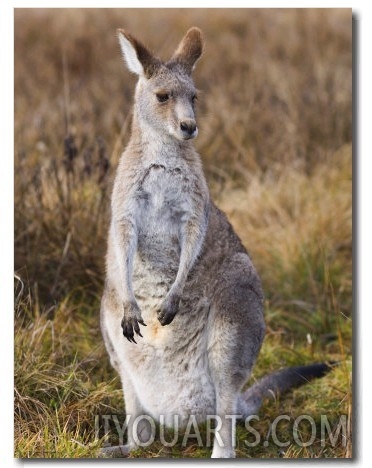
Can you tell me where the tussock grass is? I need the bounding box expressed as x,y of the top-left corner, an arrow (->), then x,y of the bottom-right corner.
14,8 -> 352,458
14,286 -> 122,458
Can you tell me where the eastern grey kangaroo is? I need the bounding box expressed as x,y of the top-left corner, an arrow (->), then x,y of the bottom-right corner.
100,27 -> 332,458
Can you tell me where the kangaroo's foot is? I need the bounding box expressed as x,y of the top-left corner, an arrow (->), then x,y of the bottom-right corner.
98,444 -> 130,458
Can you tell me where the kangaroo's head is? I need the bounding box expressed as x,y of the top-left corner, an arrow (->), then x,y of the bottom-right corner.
118,27 -> 203,142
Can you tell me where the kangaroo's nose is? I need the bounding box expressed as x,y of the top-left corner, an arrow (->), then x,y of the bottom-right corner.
180,120 -> 197,139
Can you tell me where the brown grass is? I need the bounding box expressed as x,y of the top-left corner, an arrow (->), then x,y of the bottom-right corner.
14,8 -> 352,458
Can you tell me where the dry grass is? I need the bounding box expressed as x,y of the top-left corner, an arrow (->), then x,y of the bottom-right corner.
14,8 -> 352,458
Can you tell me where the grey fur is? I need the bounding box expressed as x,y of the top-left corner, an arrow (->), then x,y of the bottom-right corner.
100,27 -> 329,458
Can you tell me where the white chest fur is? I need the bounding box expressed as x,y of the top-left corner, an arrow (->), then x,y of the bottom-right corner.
137,161 -> 193,222
134,160 -> 194,270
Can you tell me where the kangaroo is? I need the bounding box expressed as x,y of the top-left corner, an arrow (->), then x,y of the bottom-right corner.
100,27 -> 333,458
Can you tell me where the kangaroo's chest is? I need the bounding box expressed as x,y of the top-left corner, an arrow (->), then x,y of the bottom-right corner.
138,162 -> 192,218
135,162 -> 193,245
132,162 -> 193,278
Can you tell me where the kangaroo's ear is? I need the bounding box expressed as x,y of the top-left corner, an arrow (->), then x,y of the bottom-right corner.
117,29 -> 160,78
169,27 -> 204,75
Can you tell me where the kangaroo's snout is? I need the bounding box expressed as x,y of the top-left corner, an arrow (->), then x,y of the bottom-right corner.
180,119 -> 198,140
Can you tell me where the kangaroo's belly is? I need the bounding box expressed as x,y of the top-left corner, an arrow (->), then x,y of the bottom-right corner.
121,315 -> 216,427
131,358 -> 216,427
102,267 -> 215,426
103,298 -> 216,427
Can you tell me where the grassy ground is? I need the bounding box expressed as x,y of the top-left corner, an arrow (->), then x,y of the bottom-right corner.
14,8 -> 352,458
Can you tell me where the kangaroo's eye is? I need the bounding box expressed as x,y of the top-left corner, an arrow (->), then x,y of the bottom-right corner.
156,93 -> 169,103
192,94 -> 197,103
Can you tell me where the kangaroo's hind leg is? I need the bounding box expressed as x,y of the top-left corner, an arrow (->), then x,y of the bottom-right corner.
120,372 -> 153,450
97,374 -> 152,458
100,289 -> 152,456
207,253 -> 265,458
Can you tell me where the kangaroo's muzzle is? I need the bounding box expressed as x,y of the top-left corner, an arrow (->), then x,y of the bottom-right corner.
180,119 -> 198,140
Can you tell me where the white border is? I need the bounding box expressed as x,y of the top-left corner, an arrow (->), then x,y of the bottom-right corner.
4,2 -> 370,466
1,3 -> 15,467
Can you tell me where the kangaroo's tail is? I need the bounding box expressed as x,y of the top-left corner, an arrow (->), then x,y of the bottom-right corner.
238,362 -> 336,418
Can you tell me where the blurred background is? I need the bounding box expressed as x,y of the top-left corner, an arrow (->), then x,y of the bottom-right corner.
14,9 -> 352,458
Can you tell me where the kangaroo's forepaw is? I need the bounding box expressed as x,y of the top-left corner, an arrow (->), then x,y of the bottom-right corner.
158,294 -> 180,326
121,302 -> 146,343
